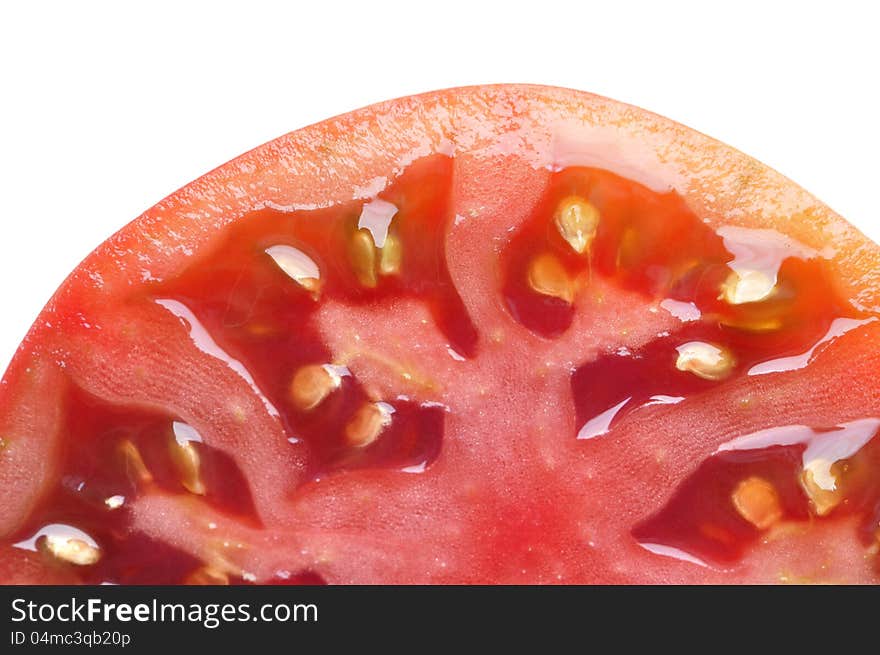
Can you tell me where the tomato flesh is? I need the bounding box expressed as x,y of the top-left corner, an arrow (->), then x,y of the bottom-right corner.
2,86 -> 879,584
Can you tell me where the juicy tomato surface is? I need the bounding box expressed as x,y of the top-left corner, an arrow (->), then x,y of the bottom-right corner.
1,85 -> 879,584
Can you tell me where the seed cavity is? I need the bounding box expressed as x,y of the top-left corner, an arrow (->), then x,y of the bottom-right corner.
675,341 -> 735,380
345,402 -> 393,448
290,364 -> 343,411
265,244 -> 322,297
716,418 -> 878,519
719,269 -> 777,305
554,196 -> 600,255
731,476 -> 783,530
169,422 -> 205,495
118,439 -> 153,485
527,253 -> 574,303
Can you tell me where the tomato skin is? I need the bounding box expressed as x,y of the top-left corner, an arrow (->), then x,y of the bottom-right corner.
0,356 -> 64,537
27,85 -> 880,317
1,85 -> 879,584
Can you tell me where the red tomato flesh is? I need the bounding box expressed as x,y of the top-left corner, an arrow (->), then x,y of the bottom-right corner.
1,85 -> 879,584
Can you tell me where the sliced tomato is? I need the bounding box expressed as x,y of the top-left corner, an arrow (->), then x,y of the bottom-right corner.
1,85 -> 879,584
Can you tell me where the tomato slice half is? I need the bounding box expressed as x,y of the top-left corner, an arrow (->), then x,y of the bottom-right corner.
1,85 -> 879,584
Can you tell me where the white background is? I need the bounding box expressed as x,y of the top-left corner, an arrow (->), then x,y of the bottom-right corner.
1,1 -> 877,375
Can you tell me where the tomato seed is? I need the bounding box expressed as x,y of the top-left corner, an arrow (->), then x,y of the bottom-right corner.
265,244 -> 322,297
345,402 -> 393,448
554,196 -> 599,255
168,438 -> 205,496
675,341 -> 735,381
731,476 -> 783,530
527,253 -> 574,303
118,439 -> 153,485
379,231 -> 403,276
290,364 -> 342,412
718,269 -> 777,305
349,228 -> 378,288
41,535 -> 101,566
185,566 -> 230,585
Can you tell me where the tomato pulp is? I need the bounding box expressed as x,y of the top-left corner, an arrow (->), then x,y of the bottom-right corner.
1,85 -> 879,584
